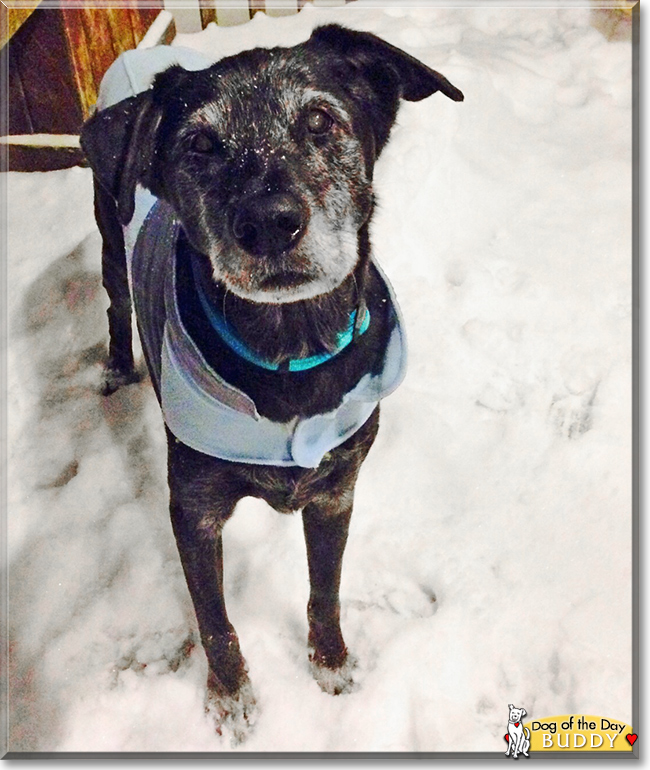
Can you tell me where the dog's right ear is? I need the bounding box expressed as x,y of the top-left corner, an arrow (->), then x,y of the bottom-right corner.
308,25 -> 463,156
81,91 -> 162,225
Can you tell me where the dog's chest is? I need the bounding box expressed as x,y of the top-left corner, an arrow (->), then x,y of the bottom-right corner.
126,196 -> 406,469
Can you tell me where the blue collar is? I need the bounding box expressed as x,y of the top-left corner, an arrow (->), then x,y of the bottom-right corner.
191,256 -> 370,373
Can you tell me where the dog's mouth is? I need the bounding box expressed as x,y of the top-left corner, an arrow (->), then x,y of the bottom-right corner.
259,271 -> 313,290
204,206 -> 361,304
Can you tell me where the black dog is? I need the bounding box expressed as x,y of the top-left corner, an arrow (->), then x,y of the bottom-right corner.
81,24 -> 462,736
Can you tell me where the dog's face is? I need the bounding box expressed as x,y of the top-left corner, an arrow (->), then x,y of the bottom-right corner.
82,25 -> 463,304
150,47 -> 374,304
508,706 -> 527,723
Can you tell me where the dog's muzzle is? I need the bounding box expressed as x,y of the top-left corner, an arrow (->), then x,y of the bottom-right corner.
231,192 -> 308,258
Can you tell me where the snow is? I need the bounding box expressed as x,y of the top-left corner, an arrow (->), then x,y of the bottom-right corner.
6,1 -> 633,755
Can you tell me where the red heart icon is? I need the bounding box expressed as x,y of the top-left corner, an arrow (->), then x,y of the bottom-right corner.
504,734 -> 510,742
626,734 -> 638,746
515,722 -> 520,727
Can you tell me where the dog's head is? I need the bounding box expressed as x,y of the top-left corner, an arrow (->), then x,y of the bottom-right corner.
508,705 -> 527,723
82,25 -> 463,304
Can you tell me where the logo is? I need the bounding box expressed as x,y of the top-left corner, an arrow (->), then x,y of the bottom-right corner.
504,712 -> 636,753
504,704 -> 531,759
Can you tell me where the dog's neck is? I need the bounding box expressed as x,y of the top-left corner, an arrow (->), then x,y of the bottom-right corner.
217,276 -> 364,366
188,236 -> 370,367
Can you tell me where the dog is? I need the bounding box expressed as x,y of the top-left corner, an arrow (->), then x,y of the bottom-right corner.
81,24 -> 463,737
506,704 -> 531,758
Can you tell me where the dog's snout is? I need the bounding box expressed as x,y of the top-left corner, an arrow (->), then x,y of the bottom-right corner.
232,193 -> 307,257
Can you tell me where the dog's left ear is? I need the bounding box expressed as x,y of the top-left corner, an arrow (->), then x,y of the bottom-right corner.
308,24 -> 463,154
521,709 -> 527,717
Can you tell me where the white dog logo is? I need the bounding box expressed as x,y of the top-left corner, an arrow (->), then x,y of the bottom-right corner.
505,704 -> 530,758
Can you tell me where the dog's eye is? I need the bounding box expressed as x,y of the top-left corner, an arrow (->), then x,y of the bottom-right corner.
306,108 -> 333,135
189,133 -> 216,153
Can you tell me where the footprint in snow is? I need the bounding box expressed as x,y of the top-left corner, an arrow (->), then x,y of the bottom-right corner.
549,382 -> 599,440
350,580 -> 438,620
109,631 -> 196,685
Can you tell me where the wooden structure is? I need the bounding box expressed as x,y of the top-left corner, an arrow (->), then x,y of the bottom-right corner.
4,3 -> 165,135
0,0 -> 349,169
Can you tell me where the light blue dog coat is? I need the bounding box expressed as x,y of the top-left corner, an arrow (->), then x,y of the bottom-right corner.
98,47 -> 407,469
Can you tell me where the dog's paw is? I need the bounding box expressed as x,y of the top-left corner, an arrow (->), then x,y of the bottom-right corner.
205,675 -> 257,746
101,364 -> 142,396
309,651 -> 359,696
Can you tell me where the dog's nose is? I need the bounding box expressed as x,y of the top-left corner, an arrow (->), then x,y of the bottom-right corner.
232,193 -> 307,257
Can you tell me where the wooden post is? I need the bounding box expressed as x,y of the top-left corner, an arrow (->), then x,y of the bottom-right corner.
265,0 -> 299,18
60,4 -> 164,119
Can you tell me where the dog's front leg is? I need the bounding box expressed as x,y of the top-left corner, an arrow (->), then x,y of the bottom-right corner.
168,442 -> 254,738
303,497 -> 357,695
169,500 -> 256,737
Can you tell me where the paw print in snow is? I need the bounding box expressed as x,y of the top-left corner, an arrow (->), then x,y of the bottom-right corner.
549,382 -> 599,439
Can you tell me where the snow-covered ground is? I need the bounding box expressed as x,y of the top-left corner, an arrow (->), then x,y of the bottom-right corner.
6,1 -> 633,755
